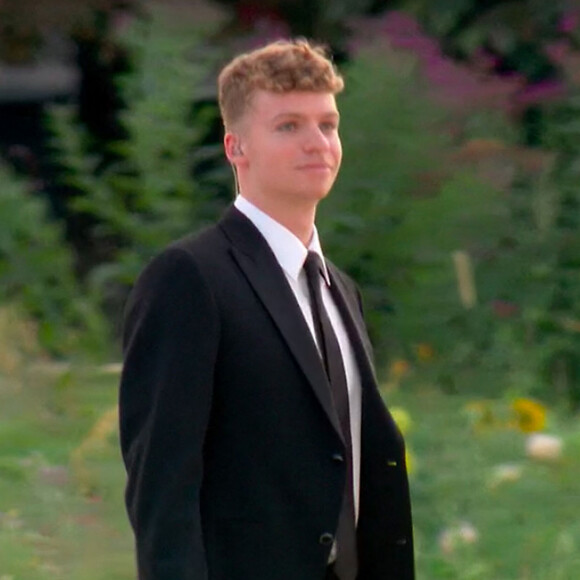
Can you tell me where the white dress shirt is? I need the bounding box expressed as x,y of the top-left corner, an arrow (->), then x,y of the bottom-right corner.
234,195 -> 362,521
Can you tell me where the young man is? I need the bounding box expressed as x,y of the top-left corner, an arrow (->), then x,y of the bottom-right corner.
119,39 -> 414,580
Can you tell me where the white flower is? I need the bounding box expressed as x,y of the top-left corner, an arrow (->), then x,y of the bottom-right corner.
525,433 -> 563,461
438,528 -> 455,555
438,521 -> 479,554
489,463 -> 523,488
458,522 -> 479,544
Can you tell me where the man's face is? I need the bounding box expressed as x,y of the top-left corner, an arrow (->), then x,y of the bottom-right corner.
230,90 -> 342,207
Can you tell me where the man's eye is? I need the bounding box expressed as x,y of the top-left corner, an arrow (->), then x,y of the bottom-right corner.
277,122 -> 297,132
321,122 -> 338,132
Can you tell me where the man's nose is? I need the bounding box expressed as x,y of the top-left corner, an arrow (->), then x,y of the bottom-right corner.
303,126 -> 330,151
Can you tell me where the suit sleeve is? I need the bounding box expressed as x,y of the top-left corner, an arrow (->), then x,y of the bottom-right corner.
119,247 -> 219,580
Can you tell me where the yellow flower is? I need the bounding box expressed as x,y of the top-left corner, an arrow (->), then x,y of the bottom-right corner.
415,343 -> 435,362
390,359 -> 411,379
390,407 -> 413,435
464,400 -> 496,431
405,449 -> 415,475
511,398 -> 546,433
70,405 -> 119,496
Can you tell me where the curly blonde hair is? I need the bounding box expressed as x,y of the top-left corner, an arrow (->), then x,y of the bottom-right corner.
218,39 -> 344,130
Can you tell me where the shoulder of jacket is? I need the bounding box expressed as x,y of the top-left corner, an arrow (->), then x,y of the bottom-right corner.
325,259 -> 358,292
130,224 -> 225,289
168,222 -> 225,256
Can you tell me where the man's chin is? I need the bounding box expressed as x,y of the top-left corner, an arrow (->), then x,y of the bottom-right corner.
301,180 -> 335,200
299,188 -> 332,203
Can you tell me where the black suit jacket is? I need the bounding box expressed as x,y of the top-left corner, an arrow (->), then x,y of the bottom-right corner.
119,206 -> 415,580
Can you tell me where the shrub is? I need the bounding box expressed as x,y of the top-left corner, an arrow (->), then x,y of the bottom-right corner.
46,10 -> 226,326
320,44 -> 513,371
0,162 -> 107,356
321,41 -> 575,404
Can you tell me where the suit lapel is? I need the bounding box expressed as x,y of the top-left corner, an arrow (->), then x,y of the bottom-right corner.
218,207 -> 343,439
326,262 -> 378,392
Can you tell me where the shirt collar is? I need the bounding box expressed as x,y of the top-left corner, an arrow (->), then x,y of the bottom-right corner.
234,195 -> 331,285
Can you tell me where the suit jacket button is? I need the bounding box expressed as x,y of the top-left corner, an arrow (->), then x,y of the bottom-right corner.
332,453 -> 344,463
319,533 -> 334,546
396,537 -> 407,546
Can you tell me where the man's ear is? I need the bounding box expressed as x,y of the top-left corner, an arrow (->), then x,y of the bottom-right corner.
224,133 -> 244,163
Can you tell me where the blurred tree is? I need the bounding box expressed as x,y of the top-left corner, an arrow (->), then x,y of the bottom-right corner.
0,0 -> 142,278
399,0 -> 580,146
0,161 -> 107,355
46,9 -> 224,328
210,0 -> 381,55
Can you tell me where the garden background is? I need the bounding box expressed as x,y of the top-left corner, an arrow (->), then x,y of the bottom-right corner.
1,0 -> 580,578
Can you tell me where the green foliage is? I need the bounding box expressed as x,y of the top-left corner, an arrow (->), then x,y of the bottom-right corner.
46,11 -> 226,307
408,0 -> 568,53
321,41 -> 580,406
33,6 -> 580,408
2,360 -> 579,579
0,365 -> 132,579
396,387 -> 580,580
0,163 -> 107,356
530,90 -> 580,408
321,45 -> 512,373
321,44 -> 451,317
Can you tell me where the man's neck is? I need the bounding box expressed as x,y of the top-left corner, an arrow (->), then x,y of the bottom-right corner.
239,193 -> 316,247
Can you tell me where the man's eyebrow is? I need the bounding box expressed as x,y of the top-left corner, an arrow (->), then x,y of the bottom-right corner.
271,111 -> 340,122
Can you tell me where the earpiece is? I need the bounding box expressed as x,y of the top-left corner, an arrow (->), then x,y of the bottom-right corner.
226,134 -> 244,158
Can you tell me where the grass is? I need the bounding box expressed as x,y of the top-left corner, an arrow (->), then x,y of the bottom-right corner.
0,363 -> 133,580
0,357 -> 579,579
391,385 -> 580,579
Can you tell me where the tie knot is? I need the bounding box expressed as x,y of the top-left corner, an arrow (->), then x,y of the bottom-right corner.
303,251 -> 324,280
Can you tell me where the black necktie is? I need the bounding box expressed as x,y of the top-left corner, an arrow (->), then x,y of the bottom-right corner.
303,251 -> 358,580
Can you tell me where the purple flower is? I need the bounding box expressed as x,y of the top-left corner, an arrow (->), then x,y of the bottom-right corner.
348,9 -> 525,114
378,10 -> 422,36
514,79 -> 567,107
471,47 -> 500,71
389,35 -> 441,61
544,41 -> 571,65
247,19 -> 292,48
559,10 -> 579,33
